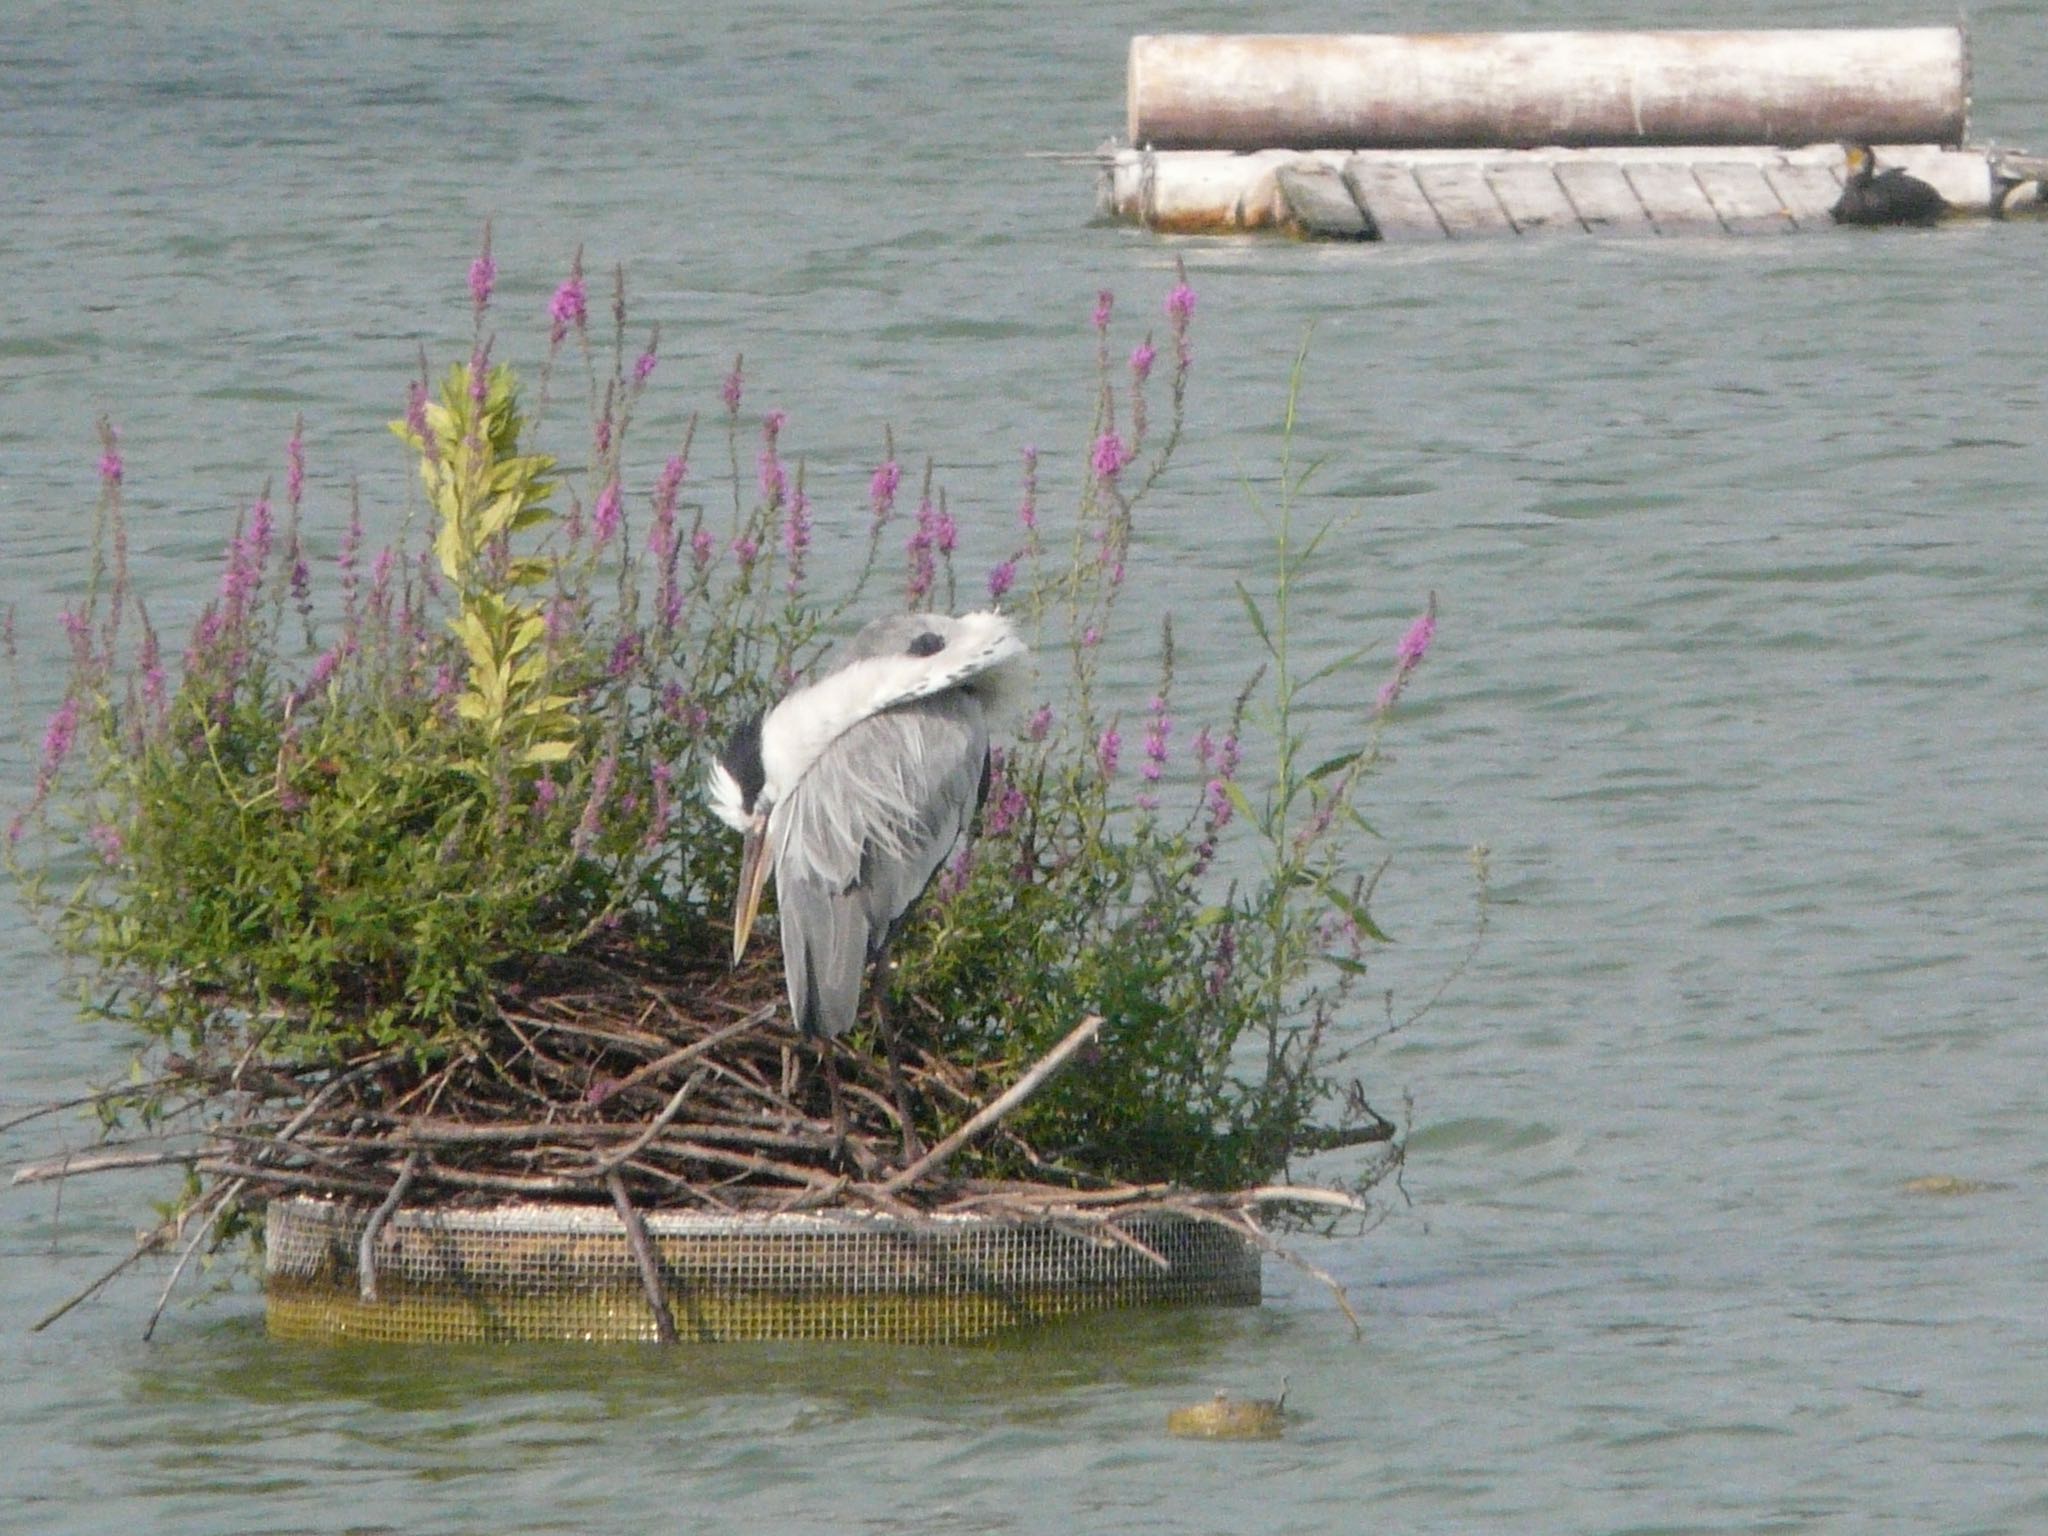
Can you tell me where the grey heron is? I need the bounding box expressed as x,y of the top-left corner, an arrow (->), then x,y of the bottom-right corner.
708,610 -> 1028,1151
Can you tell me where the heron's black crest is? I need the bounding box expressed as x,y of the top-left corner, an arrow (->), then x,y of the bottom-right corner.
907,631 -> 946,658
720,710 -> 768,813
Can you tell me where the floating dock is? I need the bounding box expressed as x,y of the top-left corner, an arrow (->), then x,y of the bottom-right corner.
1095,28 -> 2046,239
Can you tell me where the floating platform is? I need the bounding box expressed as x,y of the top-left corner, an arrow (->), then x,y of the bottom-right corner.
263,1195 -> 1262,1344
1099,142 -> 2046,239
1095,28 -> 2046,239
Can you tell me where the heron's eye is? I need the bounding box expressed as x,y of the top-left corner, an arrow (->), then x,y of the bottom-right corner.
907,631 -> 945,658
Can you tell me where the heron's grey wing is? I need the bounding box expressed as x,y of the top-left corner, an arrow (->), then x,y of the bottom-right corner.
776,872 -> 870,1040
771,694 -> 988,1038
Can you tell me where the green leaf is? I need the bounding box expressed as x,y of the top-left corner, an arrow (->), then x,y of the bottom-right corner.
1233,581 -> 1275,657
1324,884 -> 1392,944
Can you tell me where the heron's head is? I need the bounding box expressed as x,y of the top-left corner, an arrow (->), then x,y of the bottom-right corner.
709,709 -> 775,965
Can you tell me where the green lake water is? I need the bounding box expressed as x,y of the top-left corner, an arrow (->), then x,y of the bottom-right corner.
4,2 -> 2046,1531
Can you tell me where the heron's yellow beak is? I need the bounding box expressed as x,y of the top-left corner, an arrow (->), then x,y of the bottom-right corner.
732,815 -> 772,964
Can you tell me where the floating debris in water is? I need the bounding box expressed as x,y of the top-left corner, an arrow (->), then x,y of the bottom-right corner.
1167,1384 -> 1288,1440
1901,1175 -> 2011,1197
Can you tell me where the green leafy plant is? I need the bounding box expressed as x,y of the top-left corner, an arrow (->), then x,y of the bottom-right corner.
10,244 -> 1445,1214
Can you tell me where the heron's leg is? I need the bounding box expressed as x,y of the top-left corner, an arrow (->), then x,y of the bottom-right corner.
819,1045 -> 851,1163
870,957 -> 926,1164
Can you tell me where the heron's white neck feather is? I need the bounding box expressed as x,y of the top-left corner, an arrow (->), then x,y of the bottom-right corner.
761,612 -> 1025,798
706,759 -> 750,831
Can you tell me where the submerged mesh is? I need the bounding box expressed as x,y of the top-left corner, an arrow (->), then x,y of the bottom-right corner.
264,1196 -> 1262,1344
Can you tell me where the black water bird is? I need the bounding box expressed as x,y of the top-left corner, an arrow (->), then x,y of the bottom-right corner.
1831,145 -> 1947,227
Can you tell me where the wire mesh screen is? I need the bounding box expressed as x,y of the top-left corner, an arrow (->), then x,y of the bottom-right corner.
264,1197 -> 1262,1344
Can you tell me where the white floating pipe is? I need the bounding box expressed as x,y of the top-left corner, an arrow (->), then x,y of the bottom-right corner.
1128,29 -> 1969,152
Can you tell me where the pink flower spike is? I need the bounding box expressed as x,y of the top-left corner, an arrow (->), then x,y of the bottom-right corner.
634,348 -> 658,383
1130,339 -> 1156,381
1092,289 -> 1114,333
986,557 -> 1018,601
1026,704 -> 1053,741
1397,608 -> 1436,668
1091,431 -> 1128,483
98,426 -> 124,486
1166,274 -> 1197,326
548,269 -> 588,343
38,697 -> 79,783
469,245 -> 496,312
1096,727 -> 1121,778
285,424 -> 305,509
592,479 -> 623,545
869,458 -> 901,524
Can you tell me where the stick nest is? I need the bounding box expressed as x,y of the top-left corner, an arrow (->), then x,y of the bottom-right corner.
15,935 -> 1398,1334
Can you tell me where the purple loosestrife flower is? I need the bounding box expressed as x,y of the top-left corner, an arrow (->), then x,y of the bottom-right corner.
986,556 -> 1018,602
783,485 -> 812,596
97,427 -> 124,487
469,342 -> 491,403
1018,445 -> 1038,532
608,629 -> 641,679
654,454 -> 687,516
1130,338 -> 1157,382
757,411 -> 787,505
870,458 -> 901,527
1377,598 -> 1437,711
1166,260 -> 1197,368
534,774 -> 560,815
286,423 -> 305,510
88,822 -> 124,865
431,662 -> 460,700
651,457 -> 686,627
545,595 -> 576,643
549,263 -> 587,346
38,697 -> 79,787
1091,431 -> 1130,484
722,355 -> 744,416
906,494 -> 939,602
644,762 -> 675,849
591,479 -> 623,546
1092,288 -> 1114,333
634,343 -> 658,384
1397,608 -> 1436,667
573,754 -> 617,856
138,629 -> 166,722
690,523 -> 715,571
1026,704 -> 1053,742
1082,625 -> 1100,649
983,766 -> 1029,838
935,844 -> 976,902
1096,726 -> 1122,778
1207,921 -> 1237,998
290,639 -> 351,710
1143,695 -> 1172,783
469,227 -> 496,313
404,379 -> 436,467
732,533 -> 760,568
1205,776 -> 1236,832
